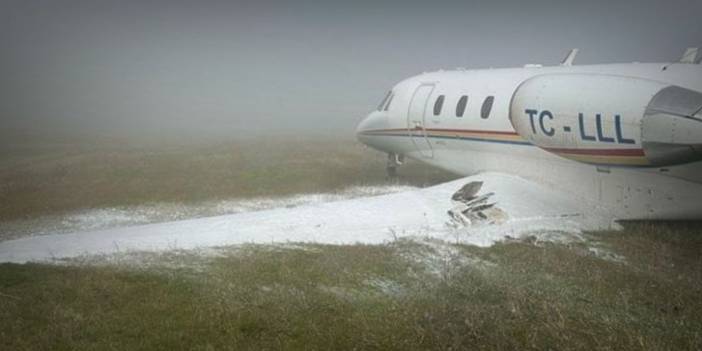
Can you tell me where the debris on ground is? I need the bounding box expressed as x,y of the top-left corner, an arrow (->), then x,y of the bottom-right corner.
447,181 -> 505,226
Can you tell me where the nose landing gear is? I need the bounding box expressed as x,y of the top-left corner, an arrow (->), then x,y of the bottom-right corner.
386,153 -> 404,179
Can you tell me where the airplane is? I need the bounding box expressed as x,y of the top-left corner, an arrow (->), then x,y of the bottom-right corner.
1,49 -> 701,263
357,48 -> 702,221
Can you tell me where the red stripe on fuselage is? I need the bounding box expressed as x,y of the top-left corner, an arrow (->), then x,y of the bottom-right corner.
360,128 -> 519,136
543,147 -> 645,156
426,128 -> 519,136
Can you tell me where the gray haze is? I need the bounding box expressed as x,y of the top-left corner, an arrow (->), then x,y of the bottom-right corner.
1,0 -> 701,139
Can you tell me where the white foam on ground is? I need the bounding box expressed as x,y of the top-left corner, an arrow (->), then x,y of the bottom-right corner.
0,185 -> 416,240
0,173 -> 617,264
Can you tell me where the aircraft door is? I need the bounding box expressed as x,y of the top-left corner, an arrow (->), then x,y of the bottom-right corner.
407,84 -> 434,158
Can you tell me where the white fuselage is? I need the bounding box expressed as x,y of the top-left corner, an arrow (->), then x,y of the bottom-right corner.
356,62 -> 702,220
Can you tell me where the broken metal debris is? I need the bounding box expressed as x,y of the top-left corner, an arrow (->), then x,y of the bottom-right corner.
447,181 -> 502,226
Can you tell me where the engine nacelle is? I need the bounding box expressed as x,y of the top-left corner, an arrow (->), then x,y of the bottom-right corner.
509,74 -> 702,167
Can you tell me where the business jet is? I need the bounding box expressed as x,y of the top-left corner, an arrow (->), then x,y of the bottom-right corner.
357,48 -> 702,221
1,49 -> 700,263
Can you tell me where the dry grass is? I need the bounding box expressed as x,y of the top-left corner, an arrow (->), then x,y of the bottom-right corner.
1,223 -> 701,350
1,133 -> 700,350
0,132 -> 456,222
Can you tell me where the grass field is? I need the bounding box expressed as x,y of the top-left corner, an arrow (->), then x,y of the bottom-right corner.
1,222 -> 700,350
1,133 -> 701,350
0,132 -> 456,222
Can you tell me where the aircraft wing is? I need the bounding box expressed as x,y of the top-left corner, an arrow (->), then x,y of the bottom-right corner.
0,173 -> 616,263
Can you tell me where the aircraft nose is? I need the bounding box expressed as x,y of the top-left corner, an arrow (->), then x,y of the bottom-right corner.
355,111 -> 386,143
355,114 -> 371,138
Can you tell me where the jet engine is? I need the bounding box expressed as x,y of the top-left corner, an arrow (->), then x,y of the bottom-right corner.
509,74 -> 702,167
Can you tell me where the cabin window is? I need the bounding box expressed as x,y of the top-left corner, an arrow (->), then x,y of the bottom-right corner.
456,95 -> 468,117
383,94 -> 394,111
433,95 -> 445,116
377,91 -> 391,111
481,96 -> 494,119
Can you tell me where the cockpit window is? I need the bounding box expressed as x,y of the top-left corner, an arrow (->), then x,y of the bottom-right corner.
481,96 -> 494,119
377,91 -> 392,111
433,95 -> 445,116
383,94 -> 394,111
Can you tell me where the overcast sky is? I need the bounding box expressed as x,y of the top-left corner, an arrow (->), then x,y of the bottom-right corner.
1,0 -> 700,139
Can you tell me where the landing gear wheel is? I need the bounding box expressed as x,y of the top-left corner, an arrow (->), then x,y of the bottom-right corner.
387,165 -> 397,178
386,153 -> 404,179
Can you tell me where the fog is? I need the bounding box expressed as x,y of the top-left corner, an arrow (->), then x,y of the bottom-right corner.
1,0 -> 700,140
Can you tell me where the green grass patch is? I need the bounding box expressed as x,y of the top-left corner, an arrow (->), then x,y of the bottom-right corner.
1,222 -> 701,350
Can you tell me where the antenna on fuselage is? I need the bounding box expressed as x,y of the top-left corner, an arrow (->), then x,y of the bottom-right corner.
560,48 -> 579,66
662,47 -> 700,71
679,47 -> 700,64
